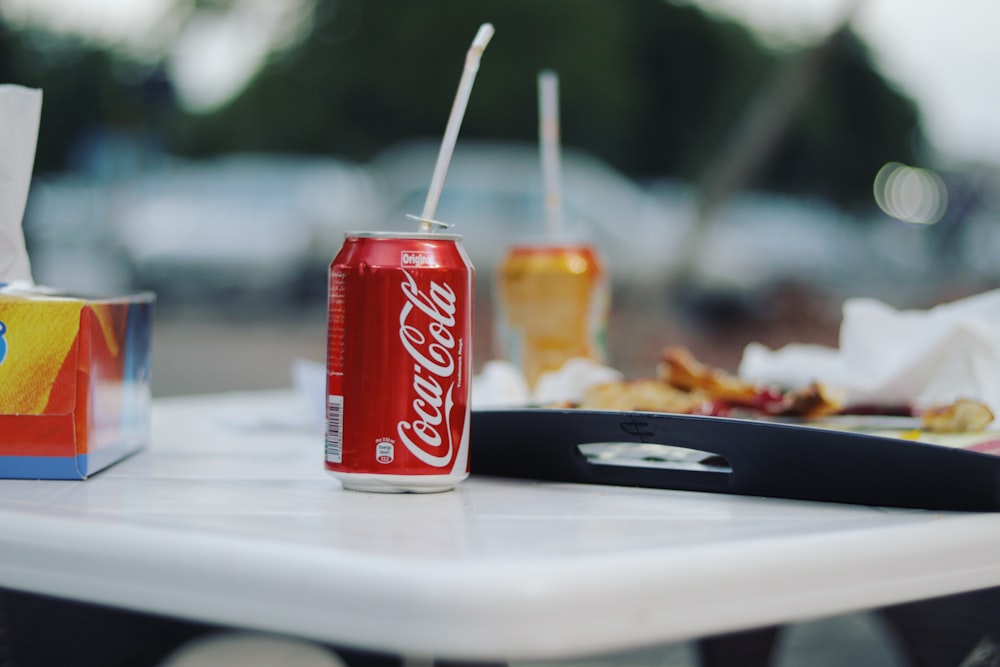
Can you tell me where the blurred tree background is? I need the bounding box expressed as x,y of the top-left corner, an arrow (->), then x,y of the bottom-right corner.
3,0 -> 972,389
0,0 -> 922,212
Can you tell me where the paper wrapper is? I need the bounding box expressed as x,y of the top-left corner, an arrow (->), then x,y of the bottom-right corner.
739,290 -> 1000,416
472,358 -> 623,408
0,84 -> 41,284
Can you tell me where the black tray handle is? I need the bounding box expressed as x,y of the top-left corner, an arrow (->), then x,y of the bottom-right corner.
470,409 -> 1000,512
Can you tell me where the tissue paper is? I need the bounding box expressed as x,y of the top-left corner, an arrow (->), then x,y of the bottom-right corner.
739,290 -> 1000,416
471,357 -> 623,408
0,84 -> 41,284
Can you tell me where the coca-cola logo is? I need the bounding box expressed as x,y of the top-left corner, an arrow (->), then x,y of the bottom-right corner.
396,269 -> 461,467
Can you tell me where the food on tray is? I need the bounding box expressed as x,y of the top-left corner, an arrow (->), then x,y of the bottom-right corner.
570,345 -> 994,433
576,346 -> 843,419
580,378 -> 707,414
657,346 -> 844,418
921,398 -> 994,433
656,346 -> 763,406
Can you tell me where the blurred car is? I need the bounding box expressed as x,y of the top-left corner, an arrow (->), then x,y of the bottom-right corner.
681,190 -> 875,291
362,140 -> 876,299
363,140 -> 685,287
113,153 -> 379,302
22,175 -> 134,295
654,188 -> 877,327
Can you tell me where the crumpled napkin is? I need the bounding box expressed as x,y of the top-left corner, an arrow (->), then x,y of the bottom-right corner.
739,289 -> 1000,415
0,84 -> 42,284
472,357 -> 623,408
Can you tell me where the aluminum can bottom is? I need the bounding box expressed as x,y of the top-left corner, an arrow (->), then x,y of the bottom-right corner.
327,470 -> 465,493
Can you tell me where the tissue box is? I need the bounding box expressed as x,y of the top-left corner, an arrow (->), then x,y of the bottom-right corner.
0,287 -> 154,479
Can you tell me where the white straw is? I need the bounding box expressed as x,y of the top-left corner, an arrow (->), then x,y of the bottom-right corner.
419,22 -> 495,232
538,70 -> 563,241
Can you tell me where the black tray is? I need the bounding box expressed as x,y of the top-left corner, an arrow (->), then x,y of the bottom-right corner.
470,408 -> 1000,511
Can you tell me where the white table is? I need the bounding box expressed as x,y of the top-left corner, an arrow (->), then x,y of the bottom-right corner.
0,390 -> 998,663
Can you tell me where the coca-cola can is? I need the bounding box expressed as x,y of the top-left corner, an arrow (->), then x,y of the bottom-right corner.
325,231 -> 474,492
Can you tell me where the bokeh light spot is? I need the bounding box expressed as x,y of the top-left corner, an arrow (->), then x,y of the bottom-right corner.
873,162 -> 948,225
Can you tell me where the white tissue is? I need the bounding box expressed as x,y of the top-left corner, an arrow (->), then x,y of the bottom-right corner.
739,289 -> 1000,415
533,358 -> 624,405
0,85 -> 41,284
472,357 -> 623,407
471,359 -> 532,407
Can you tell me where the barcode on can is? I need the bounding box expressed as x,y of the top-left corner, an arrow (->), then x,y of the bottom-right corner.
325,395 -> 344,463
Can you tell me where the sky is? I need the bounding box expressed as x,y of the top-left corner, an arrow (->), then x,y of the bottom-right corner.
1,0 -> 999,168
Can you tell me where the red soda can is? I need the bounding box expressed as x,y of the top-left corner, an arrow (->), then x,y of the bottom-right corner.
325,231 -> 474,492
